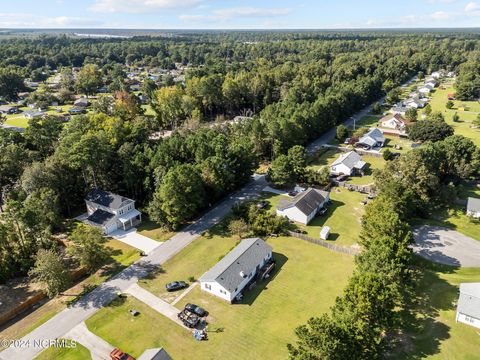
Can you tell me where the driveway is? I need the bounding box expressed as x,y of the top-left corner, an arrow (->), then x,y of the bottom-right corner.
110,228 -> 161,254
412,225 -> 480,267
125,284 -> 187,329
64,322 -> 114,360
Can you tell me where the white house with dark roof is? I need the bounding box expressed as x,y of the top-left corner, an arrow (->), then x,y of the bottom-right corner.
456,283 -> 480,329
466,197 -> 480,218
199,238 -> 273,302
84,189 -> 141,234
276,188 -> 330,225
330,151 -> 366,176
356,128 -> 385,150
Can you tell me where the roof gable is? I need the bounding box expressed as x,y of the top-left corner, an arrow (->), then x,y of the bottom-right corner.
85,189 -> 133,210
200,238 -> 272,292
277,188 -> 329,216
331,151 -> 362,170
467,197 -> 480,212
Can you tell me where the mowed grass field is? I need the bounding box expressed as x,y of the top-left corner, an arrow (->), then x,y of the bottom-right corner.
397,259 -> 480,360
260,187 -> 365,247
428,79 -> 480,147
86,236 -> 355,359
34,341 -> 91,360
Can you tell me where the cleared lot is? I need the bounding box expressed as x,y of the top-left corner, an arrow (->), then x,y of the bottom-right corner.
412,225 -> 480,267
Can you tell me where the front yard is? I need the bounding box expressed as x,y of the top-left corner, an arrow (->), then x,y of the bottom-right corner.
87,236 -> 355,359
139,222 -> 239,303
34,341 -> 90,360
136,219 -> 175,242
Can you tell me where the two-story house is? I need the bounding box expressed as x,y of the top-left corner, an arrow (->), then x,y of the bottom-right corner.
84,189 -> 142,234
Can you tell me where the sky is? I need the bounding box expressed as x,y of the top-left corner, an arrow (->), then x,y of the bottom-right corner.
0,0 -> 479,29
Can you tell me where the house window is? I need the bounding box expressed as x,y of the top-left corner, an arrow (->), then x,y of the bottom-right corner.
205,284 -> 211,290
220,289 -> 226,295
465,316 -> 474,323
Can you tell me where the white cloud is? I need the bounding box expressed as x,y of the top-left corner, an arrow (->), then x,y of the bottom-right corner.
90,0 -> 201,13
430,10 -> 454,19
0,13 -> 103,27
180,7 -> 292,23
465,1 -> 480,14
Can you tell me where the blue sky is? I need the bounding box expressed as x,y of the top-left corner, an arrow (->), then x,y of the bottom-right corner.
0,0 -> 479,29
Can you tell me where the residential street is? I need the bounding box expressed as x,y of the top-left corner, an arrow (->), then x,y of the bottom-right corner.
0,86 -> 411,359
0,174 -> 266,360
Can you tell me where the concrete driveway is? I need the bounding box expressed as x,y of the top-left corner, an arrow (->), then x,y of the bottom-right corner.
110,228 -> 161,254
64,322 -> 114,360
412,225 -> 480,267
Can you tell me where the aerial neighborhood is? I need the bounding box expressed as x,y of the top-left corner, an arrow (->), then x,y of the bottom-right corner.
0,20 -> 479,360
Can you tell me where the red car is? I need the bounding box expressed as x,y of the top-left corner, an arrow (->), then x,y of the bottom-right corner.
110,348 -> 135,360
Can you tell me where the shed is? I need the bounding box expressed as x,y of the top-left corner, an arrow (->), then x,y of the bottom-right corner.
320,226 -> 330,240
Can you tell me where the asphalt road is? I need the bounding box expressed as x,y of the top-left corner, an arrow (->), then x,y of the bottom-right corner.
0,78 -> 415,359
412,225 -> 480,267
0,176 -> 266,360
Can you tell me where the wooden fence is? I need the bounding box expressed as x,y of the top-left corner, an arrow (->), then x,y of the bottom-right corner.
288,231 -> 360,256
0,267 -> 88,328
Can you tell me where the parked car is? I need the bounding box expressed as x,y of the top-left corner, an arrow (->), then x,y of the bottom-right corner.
178,309 -> 200,328
185,303 -> 208,317
367,193 -> 376,200
165,281 -> 187,292
336,175 -> 348,182
110,348 -> 135,360
288,191 -> 298,197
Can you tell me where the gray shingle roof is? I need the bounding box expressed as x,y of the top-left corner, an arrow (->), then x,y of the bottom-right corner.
85,189 -> 133,210
277,188 -> 329,216
359,128 -> 385,146
457,283 -> 480,319
86,209 -> 115,226
200,238 -> 272,293
467,197 -> 480,213
331,151 -> 363,171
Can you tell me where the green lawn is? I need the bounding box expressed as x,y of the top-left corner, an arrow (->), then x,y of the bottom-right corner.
396,258 -> 480,360
261,187 -> 365,247
139,221 -> 239,302
136,219 -> 175,242
35,341 -> 91,360
414,182 -> 480,241
141,105 -> 155,116
382,135 -> 417,154
355,115 -> 381,128
4,115 -> 29,127
87,236 -> 355,360
428,80 -> 480,147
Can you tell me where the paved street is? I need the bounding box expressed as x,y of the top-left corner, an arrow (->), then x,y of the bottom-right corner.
0,175 -> 266,360
0,83 -> 413,359
412,225 -> 480,267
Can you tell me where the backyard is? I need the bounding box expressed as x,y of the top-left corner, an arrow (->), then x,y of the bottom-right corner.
86,235 -> 355,359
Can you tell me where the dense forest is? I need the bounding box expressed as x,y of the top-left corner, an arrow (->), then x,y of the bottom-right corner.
0,31 -> 479,284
